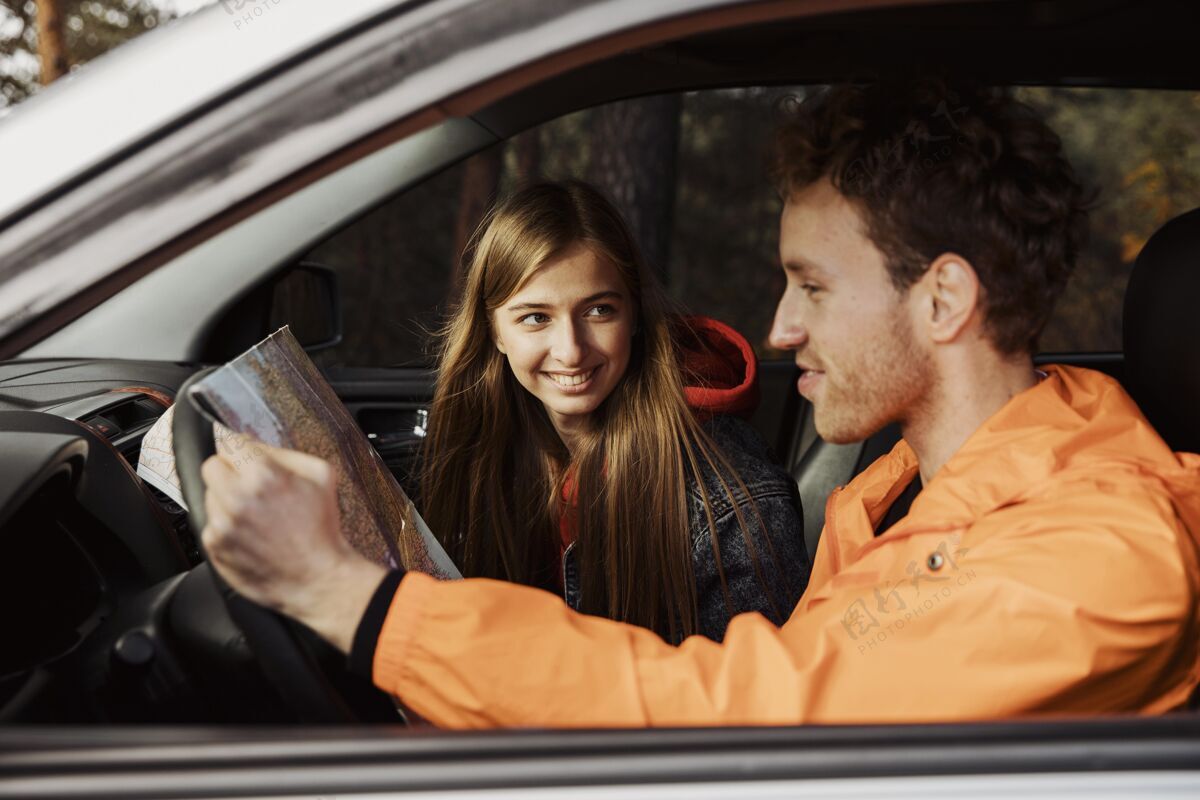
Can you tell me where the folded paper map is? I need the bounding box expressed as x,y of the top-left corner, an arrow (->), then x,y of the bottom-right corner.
137,327 -> 459,580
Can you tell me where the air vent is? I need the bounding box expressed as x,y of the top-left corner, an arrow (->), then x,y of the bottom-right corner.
74,395 -> 168,468
80,396 -> 163,442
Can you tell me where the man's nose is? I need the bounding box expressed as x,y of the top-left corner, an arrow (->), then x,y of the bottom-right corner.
550,320 -> 587,364
768,289 -> 808,351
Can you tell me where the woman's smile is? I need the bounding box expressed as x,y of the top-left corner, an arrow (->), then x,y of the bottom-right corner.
544,367 -> 599,392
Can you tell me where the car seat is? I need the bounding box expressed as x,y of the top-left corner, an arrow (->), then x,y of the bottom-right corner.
1124,206 -> 1200,712
786,403 -> 901,562
1123,207 -> 1200,456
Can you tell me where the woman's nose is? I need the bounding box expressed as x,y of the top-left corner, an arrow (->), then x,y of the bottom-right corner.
550,320 -> 587,364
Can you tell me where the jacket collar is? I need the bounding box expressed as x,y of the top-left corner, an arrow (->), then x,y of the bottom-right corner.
833,364 -> 1184,548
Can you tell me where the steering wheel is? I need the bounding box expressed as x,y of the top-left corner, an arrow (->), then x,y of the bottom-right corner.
171,368 -> 399,723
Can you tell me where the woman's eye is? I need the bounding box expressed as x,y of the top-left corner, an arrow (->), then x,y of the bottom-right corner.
518,313 -> 550,326
800,283 -> 823,297
585,304 -> 615,317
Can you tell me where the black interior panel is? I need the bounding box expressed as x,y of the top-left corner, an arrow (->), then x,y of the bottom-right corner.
0,360 -> 195,412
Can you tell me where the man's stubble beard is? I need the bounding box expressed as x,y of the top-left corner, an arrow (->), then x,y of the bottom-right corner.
813,304 -> 931,445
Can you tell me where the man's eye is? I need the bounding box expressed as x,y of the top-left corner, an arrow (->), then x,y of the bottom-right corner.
800,283 -> 823,297
585,304 -> 615,317
518,313 -> 550,325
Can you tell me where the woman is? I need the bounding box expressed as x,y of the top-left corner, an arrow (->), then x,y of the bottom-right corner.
420,180 -> 808,642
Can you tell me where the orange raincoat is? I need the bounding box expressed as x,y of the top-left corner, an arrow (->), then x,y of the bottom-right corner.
372,365 -> 1200,727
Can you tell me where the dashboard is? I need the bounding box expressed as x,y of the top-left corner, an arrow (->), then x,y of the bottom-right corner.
0,359 -> 253,722
0,356 -> 433,723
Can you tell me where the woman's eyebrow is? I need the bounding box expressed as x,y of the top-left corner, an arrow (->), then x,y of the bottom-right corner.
506,301 -> 551,312
507,291 -> 622,312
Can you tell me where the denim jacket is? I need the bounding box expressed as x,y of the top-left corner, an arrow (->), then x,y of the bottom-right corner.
562,414 -> 810,642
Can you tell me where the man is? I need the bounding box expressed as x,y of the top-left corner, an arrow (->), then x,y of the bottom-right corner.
200,79 -> 1200,727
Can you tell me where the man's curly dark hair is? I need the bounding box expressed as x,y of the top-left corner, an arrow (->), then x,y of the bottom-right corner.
773,78 -> 1090,355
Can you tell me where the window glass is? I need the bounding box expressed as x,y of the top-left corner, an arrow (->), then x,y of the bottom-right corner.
307,88 -> 796,368
305,161 -> 469,368
305,86 -> 1200,367
1018,87 -> 1200,352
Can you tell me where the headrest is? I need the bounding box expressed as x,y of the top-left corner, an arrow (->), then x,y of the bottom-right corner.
1123,207 -> 1200,454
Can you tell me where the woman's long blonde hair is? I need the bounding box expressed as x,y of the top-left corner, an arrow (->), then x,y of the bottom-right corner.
421,181 -> 776,640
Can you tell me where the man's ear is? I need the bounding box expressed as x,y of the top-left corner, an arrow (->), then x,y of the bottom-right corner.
918,252 -> 981,344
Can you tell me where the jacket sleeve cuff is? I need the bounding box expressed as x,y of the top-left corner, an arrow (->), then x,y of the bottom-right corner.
348,569 -> 406,680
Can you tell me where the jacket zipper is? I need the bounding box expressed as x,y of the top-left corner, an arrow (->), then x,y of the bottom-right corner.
561,541 -> 576,605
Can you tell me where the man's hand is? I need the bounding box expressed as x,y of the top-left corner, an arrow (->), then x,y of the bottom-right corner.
200,434 -> 387,654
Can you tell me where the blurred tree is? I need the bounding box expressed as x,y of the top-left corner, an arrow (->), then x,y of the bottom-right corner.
451,145 -> 503,287
1,0 -> 173,112
511,128 -> 540,183
586,95 -> 682,282
308,160 -> 469,369
32,0 -> 64,82
449,131 -> 541,291
671,87 -> 794,354
1019,87 -> 1200,352
57,0 -> 169,69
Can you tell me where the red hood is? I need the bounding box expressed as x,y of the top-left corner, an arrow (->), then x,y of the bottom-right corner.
676,316 -> 760,419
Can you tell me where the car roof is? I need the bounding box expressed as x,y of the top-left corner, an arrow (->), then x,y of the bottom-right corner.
0,0 -> 402,228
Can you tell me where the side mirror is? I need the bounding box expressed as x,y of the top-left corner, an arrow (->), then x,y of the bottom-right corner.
268,262 -> 343,352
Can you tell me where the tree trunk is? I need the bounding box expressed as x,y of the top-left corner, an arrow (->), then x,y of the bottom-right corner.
513,129 -> 541,184
34,0 -> 68,85
586,95 -> 682,283
452,145 -> 504,287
